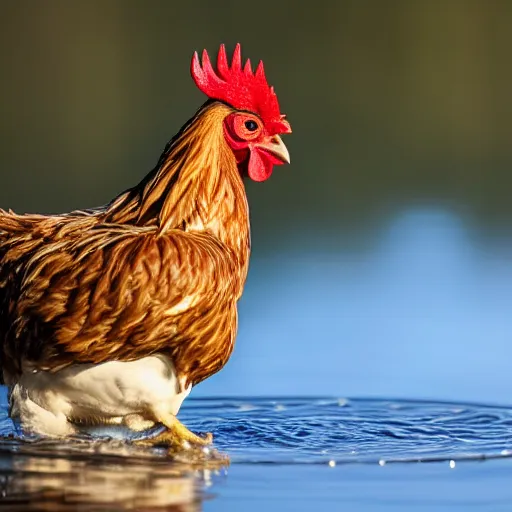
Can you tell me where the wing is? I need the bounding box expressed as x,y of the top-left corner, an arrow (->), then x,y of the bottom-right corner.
0,221 -> 239,381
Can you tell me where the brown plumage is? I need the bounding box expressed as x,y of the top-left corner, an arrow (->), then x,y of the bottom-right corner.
0,44 -> 291,442
0,102 -> 246,387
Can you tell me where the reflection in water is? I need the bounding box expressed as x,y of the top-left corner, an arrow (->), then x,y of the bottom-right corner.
0,405 -> 226,512
0,447 -> 209,511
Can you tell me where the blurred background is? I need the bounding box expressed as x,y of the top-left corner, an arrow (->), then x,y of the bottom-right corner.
1,1 -> 512,404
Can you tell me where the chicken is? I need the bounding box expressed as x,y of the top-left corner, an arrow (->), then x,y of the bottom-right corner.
0,44 -> 291,447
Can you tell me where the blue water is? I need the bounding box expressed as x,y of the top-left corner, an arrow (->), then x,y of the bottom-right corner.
2,396 -> 512,510
183,398 -> 512,464
211,460 -> 512,512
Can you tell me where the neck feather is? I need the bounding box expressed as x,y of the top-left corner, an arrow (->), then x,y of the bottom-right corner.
104,101 -> 250,259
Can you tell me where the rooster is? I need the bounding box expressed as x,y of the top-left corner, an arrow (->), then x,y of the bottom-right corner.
0,44 -> 291,447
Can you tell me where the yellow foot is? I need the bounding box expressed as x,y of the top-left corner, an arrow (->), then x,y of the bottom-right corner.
167,416 -> 213,447
134,417 -> 228,466
144,426 -> 212,449
135,415 -> 212,449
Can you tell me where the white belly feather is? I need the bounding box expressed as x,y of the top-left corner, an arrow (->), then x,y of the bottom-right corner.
9,354 -> 191,437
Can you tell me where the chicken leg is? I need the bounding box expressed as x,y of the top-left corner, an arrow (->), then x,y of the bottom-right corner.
136,412 -> 212,449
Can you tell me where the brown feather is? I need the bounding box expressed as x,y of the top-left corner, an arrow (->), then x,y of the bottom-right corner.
0,101 -> 250,388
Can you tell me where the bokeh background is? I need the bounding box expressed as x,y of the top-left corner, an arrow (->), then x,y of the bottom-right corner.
1,1 -> 512,404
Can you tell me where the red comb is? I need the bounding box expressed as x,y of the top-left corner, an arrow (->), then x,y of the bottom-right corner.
191,44 -> 290,134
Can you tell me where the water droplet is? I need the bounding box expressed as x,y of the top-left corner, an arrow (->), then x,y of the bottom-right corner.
204,469 -> 212,487
238,404 -> 257,412
449,460 -> 456,469
378,459 -> 386,466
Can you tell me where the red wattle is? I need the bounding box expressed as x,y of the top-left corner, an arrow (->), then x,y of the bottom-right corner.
247,148 -> 274,182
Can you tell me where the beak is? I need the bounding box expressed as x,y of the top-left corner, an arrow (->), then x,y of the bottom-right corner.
254,135 -> 291,165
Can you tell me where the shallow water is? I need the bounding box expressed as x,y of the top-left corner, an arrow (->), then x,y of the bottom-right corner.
184,397 -> 512,464
1,396 -> 512,510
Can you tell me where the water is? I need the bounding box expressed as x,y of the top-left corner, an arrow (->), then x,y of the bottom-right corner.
2,396 -> 512,510
183,398 -> 512,464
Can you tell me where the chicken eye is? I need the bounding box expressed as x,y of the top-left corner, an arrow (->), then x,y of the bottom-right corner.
244,120 -> 258,132
225,113 -> 262,142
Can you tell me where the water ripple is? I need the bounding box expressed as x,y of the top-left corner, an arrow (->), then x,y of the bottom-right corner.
1,397 -> 512,466
1,397 -> 512,509
180,397 -> 512,464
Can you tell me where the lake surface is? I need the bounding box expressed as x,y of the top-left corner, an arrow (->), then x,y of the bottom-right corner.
2,396 -> 512,510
